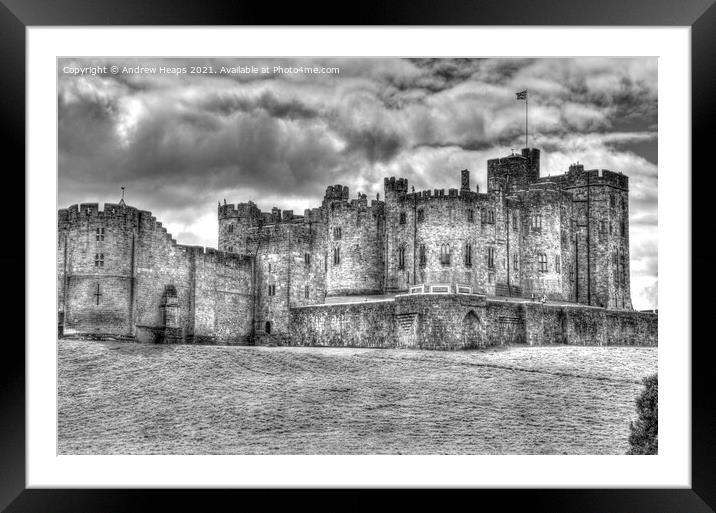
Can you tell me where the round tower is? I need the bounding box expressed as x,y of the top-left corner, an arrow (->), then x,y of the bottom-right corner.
58,202 -> 140,337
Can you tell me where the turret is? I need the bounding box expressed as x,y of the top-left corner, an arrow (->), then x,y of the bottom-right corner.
487,147 -> 541,192
461,169 -> 470,191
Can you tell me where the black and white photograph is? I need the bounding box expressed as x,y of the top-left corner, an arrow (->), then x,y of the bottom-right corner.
56,56 -> 658,456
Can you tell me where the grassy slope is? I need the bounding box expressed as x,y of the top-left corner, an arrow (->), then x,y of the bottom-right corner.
58,341 -> 657,455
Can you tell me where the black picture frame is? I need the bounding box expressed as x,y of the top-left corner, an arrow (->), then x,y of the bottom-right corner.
4,1 -> 713,510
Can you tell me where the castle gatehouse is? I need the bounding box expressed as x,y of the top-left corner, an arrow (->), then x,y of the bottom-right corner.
57,147 -> 657,348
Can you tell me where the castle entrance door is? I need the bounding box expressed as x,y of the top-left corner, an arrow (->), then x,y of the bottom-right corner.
462,311 -> 483,348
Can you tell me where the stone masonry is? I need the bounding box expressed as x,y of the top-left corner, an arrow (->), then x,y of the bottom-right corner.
58,147 -> 655,347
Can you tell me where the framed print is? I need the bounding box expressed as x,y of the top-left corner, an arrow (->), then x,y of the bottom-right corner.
5,0 -> 714,511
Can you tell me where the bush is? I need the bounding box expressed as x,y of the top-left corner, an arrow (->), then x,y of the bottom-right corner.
627,373 -> 658,454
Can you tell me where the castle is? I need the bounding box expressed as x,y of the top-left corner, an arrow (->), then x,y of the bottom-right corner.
57,147 -> 657,349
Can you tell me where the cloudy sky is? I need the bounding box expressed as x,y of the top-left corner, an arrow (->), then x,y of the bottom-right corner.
58,57 -> 657,309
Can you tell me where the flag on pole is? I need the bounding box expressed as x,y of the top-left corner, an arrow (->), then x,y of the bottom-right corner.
516,90 -> 527,100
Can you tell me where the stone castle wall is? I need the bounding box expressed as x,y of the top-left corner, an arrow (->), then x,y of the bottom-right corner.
290,295 -> 657,350
58,202 -> 254,344
59,146 -> 649,348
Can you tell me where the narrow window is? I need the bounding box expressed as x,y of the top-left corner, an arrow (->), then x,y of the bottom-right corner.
333,246 -> 341,265
621,220 -> 626,237
268,284 -> 276,296
555,255 -> 561,274
94,253 -> 104,267
513,253 -> 518,270
265,321 -> 272,334
304,253 -> 311,265
228,224 -> 234,233
610,195 -> 615,208
487,247 -> 495,269
464,243 -> 472,266
539,253 -> 548,272
488,209 -> 495,223
268,263 -> 272,272
440,244 -> 451,265
399,212 -> 406,225
227,246 -> 234,253
467,209 -> 474,223
512,212 -> 518,232
417,209 -> 425,223
333,227 -> 342,240
600,220 -> 606,234
419,244 -> 427,266
398,246 -> 406,270
304,285 -> 309,299
96,227 -> 105,241
93,283 -> 102,305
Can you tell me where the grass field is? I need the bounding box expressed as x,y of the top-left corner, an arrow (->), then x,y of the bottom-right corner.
58,339 -> 657,455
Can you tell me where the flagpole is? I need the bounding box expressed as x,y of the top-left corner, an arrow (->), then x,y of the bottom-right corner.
525,91 -> 528,149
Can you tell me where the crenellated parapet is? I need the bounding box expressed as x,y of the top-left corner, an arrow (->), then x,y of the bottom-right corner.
323,184 -> 350,203
400,187 -> 487,206
563,167 -> 629,190
384,177 -> 409,195
178,244 -> 254,267
59,202 -> 143,228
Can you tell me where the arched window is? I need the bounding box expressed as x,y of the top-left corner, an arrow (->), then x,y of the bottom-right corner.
265,321 -> 272,334
538,253 -> 548,272
531,214 -> 542,232
555,255 -> 561,274
440,244 -> 451,265
419,244 -> 427,266
464,243 -> 472,266
398,245 -> 406,270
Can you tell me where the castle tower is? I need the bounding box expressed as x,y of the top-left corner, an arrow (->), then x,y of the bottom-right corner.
218,201 -> 262,254
383,177 -> 410,293
323,185 -> 385,296
564,165 -> 632,309
57,202 -> 140,337
487,147 -> 540,192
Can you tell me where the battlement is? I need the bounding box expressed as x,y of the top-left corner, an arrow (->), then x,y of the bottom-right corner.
561,165 -> 629,189
58,202 -> 188,248
401,187 -> 484,205
182,245 -> 254,267
324,184 -> 350,202
59,202 -> 143,226
217,201 -> 261,220
384,177 -> 409,194
303,207 -> 324,224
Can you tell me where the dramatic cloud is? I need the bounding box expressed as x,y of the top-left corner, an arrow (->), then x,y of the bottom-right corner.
58,57 -> 658,309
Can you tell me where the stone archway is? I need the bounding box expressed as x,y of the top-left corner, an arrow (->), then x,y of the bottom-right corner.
462,310 -> 483,349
